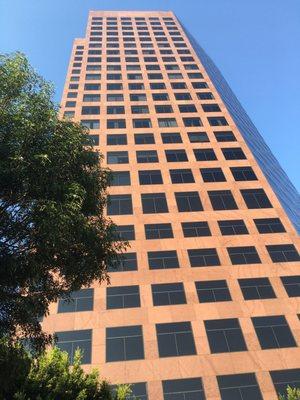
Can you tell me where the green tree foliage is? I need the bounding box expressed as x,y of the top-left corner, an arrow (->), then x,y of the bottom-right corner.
0,53 -> 126,349
279,386 -> 300,400
0,340 -> 133,400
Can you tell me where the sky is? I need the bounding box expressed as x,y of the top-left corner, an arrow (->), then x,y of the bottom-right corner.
1,0 -> 299,191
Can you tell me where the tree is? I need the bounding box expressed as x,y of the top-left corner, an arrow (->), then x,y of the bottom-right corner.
0,52 -> 126,349
279,386 -> 300,400
0,340 -> 133,400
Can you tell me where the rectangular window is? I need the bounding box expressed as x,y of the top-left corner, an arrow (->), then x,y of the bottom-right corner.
162,378 -> 205,400
238,277 -> 276,300
110,171 -> 131,186
183,117 -> 202,127
280,276 -> 300,297
107,134 -> 127,145
156,322 -> 196,357
252,315 -> 296,349
81,119 -> 100,129
107,194 -> 133,215
171,82 -> 187,89
230,166 -> 257,181
165,149 -> 188,162
196,280 -> 231,303
148,250 -> 179,270
222,147 -> 246,160
106,325 -> 144,362
107,106 -> 125,114
227,246 -> 261,265
188,132 -> 209,143
205,318 -> 247,353
57,289 -> 94,313
107,151 -> 128,164
208,190 -> 238,210
197,92 -> 214,100
86,134 -> 99,146
133,118 -> 152,128
266,244 -> 300,262
188,248 -> 220,267
214,131 -> 236,142
138,170 -> 163,185
134,133 -> 155,144
112,383 -> 148,400
270,369 -> 300,396
218,219 -> 248,235
178,104 -> 197,113
81,106 -> 100,115
254,218 -> 286,234
152,93 -> 169,101
108,253 -> 137,272
208,116 -> 228,126
107,83 -> 122,90
241,188 -> 272,209
194,148 -> 217,161
175,191 -> 203,212
158,118 -> 178,127
107,119 -> 126,129
170,169 -> 194,184
182,221 -> 211,237
107,285 -> 140,309
201,103 -> 221,112
56,329 -> 92,364
136,150 -> 158,163
115,225 -> 135,241
130,93 -> 147,101
217,373 -> 263,400
131,105 -> 149,114
200,167 -> 226,182
155,105 -> 174,113
83,94 -> 100,102
145,223 -> 173,239
175,92 -> 192,100
152,283 -> 186,306
107,94 -> 123,101
141,193 -> 168,214
161,132 -> 182,143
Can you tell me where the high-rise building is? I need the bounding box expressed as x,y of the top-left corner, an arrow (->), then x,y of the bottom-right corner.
43,11 -> 300,399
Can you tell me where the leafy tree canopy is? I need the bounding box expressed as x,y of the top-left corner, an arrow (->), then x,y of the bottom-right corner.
0,53 -> 126,350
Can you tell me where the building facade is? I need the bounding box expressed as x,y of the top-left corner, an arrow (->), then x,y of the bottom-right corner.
43,11 -> 300,400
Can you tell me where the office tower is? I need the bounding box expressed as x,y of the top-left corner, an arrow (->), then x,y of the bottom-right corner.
43,11 -> 300,399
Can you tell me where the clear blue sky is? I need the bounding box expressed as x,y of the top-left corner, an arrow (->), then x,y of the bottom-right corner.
1,0 -> 299,191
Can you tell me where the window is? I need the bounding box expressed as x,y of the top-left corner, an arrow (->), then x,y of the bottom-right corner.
112,383 -> 148,400
107,106 -> 125,114
108,253 -> 137,272
202,103 -> 221,112
200,168 -> 226,182
280,276 -> 300,297
81,119 -> 100,129
254,218 -> 286,234
145,223 -> 173,239
222,147 -> 246,160
86,134 -> 99,146
171,82 -> 187,89
208,116 -> 228,126
165,149 -> 188,162
150,82 -> 166,89
193,148 -> 217,161
197,92 -> 214,100
175,191 -> 203,212
134,133 -> 155,144
218,219 -> 248,235
115,225 -> 135,241
107,285 -> 140,309
162,378 -> 205,400
110,171 -> 131,186
161,132 -> 182,143
107,93 -> 123,101
66,101 -> 76,108
155,105 -> 174,113
64,111 -> 74,118
188,132 -> 209,143
106,325 -> 144,362
175,92 -> 192,100
270,369 -> 300,396
227,246 -> 261,265
133,118 -> 152,128
130,93 -> 147,101
252,315 -> 296,349
131,105 -> 149,114
57,289 -> 94,313
238,277 -> 276,300
188,248 -> 220,267
217,373 -> 263,400
183,117 -> 202,127
107,134 -> 127,145
205,318 -> 247,353
81,106 -> 100,115
241,188 -> 272,209
158,118 -> 178,127
136,150 -> 158,163
56,329 -> 92,364
208,190 -> 238,210
107,83 -> 123,90
267,244 -> 300,262
152,93 -> 169,101
107,151 -> 128,164
156,322 -> 196,357
182,221 -> 211,237
128,83 -> 145,90
139,170 -> 163,185
178,104 -> 197,113
85,73 -> 101,80
170,169 -> 194,183
214,131 -> 236,142
83,94 -> 100,102
230,166 -> 257,181
107,194 -> 133,215
196,280 -> 231,303
141,193 -> 168,213
148,250 -> 179,270
152,283 -> 186,306
192,82 -> 208,89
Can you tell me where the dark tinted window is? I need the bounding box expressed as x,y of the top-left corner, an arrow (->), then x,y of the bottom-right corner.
106,325 -> 144,362
136,150 -> 158,163
214,131 -> 236,142
170,169 -> 194,184
110,171 -> 131,186
238,278 -> 276,300
165,149 -> 188,162
161,132 -> 182,143
182,221 -> 211,237
227,246 -> 261,265
162,378 -> 205,400
222,147 -> 246,160
205,318 -> 247,353
194,148 -> 217,161
107,151 -> 128,164
208,116 -> 228,126
280,276 -> 300,297
107,134 -> 127,145
270,369 -> 300,396
188,132 -> 209,143
200,168 -> 226,182
148,250 -> 179,270
115,225 -> 135,241
217,373 -> 263,400
156,322 -> 196,357
208,190 -> 238,210
175,191 -> 203,212
254,218 -> 286,234
241,188 -> 272,209
266,244 -> 300,262
107,194 -> 133,215
183,117 -> 202,127
188,248 -> 220,267
218,219 -> 248,235
230,166 -> 257,181
141,193 -> 168,213
107,285 -> 140,309
134,133 -> 155,144
107,119 -> 126,129
56,329 -> 92,364
152,282 -> 186,306
139,170 -> 163,185
145,223 -> 173,239
58,289 -> 94,313
196,280 -> 231,303
108,253 -> 137,272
